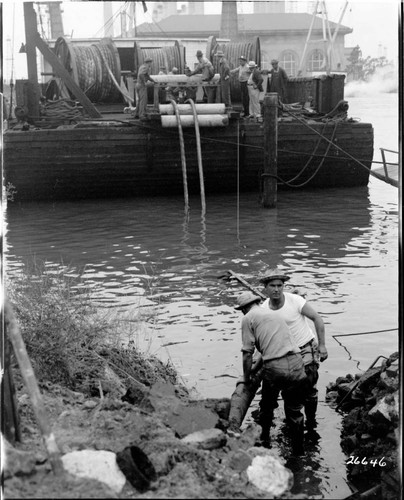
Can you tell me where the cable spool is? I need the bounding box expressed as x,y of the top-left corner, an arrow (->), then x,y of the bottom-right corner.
209,37 -> 261,103
54,37 -> 121,103
134,40 -> 184,76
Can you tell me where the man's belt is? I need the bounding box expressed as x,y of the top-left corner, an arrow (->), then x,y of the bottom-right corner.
299,339 -> 314,350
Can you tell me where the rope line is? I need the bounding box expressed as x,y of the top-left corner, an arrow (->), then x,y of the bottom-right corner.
170,99 -> 189,214
332,328 -> 398,338
264,121 -> 339,188
186,98 -> 206,215
283,108 -> 375,177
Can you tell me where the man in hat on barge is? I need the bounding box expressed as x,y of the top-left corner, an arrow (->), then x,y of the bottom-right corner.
230,55 -> 250,117
246,61 -> 263,121
234,291 -> 309,455
268,59 -> 288,102
187,50 -> 216,103
214,50 -> 231,107
135,57 -> 155,120
259,269 -> 328,435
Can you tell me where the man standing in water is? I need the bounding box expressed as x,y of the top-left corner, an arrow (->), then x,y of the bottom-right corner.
260,269 -> 328,435
235,291 -> 308,455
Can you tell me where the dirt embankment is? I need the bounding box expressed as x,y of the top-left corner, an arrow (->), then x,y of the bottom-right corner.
326,352 -> 400,499
4,358 -> 306,500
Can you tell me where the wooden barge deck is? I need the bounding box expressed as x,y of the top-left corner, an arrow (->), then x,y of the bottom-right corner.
3,113 -> 373,202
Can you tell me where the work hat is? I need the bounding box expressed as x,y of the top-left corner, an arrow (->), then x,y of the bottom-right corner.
214,50 -> 224,57
234,291 -> 261,310
196,50 -> 203,57
248,61 -> 256,68
172,66 -> 179,73
144,57 -> 152,63
239,55 -> 247,61
259,269 -> 290,285
271,59 -> 279,64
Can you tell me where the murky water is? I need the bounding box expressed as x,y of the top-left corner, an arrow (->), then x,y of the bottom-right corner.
3,92 -> 399,498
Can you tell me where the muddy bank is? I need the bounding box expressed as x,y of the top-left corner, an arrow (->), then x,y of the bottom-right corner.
4,368 -> 310,499
326,352 -> 400,499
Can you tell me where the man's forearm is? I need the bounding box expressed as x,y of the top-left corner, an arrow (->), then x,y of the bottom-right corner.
314,317 -> 326,346
242,352 -> 253,382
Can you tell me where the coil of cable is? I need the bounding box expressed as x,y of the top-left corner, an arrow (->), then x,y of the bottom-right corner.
54,37 -> 121,103
133,40 -> 185,75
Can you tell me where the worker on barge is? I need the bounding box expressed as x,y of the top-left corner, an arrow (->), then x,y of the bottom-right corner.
246,61 -> 263,122
135,57 -> 155,120
230,55 -> 250,117
188,50 -> 216,103
214,50 -> 231,108
268,59 -> 288,103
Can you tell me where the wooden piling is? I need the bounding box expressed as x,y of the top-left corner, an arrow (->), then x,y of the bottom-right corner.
261,93 -> 278,208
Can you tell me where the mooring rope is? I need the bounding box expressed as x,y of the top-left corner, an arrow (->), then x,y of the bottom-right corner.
283,107 -> 379,179
185,98 -> 206,216
170,99 -> 189,214
262,121 -> 339,188
332,327 -> 398,338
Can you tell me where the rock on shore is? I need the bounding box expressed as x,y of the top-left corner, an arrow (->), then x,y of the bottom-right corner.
326,352 -> 399,499
4,378 -> 304,499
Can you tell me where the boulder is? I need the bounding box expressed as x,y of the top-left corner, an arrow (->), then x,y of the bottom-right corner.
182,428 -> 227,450
368,391 -> 399,424
61,450 -> 126,494
246,454 -> 293,496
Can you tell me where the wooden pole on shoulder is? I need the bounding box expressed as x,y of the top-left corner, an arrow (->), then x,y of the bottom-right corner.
262,93 -> 278,208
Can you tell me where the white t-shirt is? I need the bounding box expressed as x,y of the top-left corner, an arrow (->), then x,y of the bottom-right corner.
261,292 -> 316,348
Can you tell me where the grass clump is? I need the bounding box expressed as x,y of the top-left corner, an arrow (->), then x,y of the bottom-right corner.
6,260 -> 178,396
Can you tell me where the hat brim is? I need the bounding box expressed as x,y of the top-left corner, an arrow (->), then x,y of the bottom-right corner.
235,297 -> 261,310
259,275 -> 290,284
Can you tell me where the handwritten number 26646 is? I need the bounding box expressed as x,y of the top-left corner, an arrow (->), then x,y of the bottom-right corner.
347,456 -> 386,467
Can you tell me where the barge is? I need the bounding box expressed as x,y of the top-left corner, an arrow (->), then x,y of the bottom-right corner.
2,3 -> 374,203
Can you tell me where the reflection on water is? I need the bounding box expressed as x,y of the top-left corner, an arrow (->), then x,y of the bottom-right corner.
5,185 -> 398,390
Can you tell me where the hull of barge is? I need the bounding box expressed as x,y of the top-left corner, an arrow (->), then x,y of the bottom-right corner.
3,118 -> 373,202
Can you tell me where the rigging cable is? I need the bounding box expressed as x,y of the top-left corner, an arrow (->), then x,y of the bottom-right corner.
186,98 -> 206,216
170,99 -> 189,215
262,121 -> 339,188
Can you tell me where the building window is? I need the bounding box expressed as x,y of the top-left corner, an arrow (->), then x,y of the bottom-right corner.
307,49 -> 325,72
279,51 -> 297,76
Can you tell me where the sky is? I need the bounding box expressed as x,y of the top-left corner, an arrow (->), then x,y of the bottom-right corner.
2,0 -> 401,81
